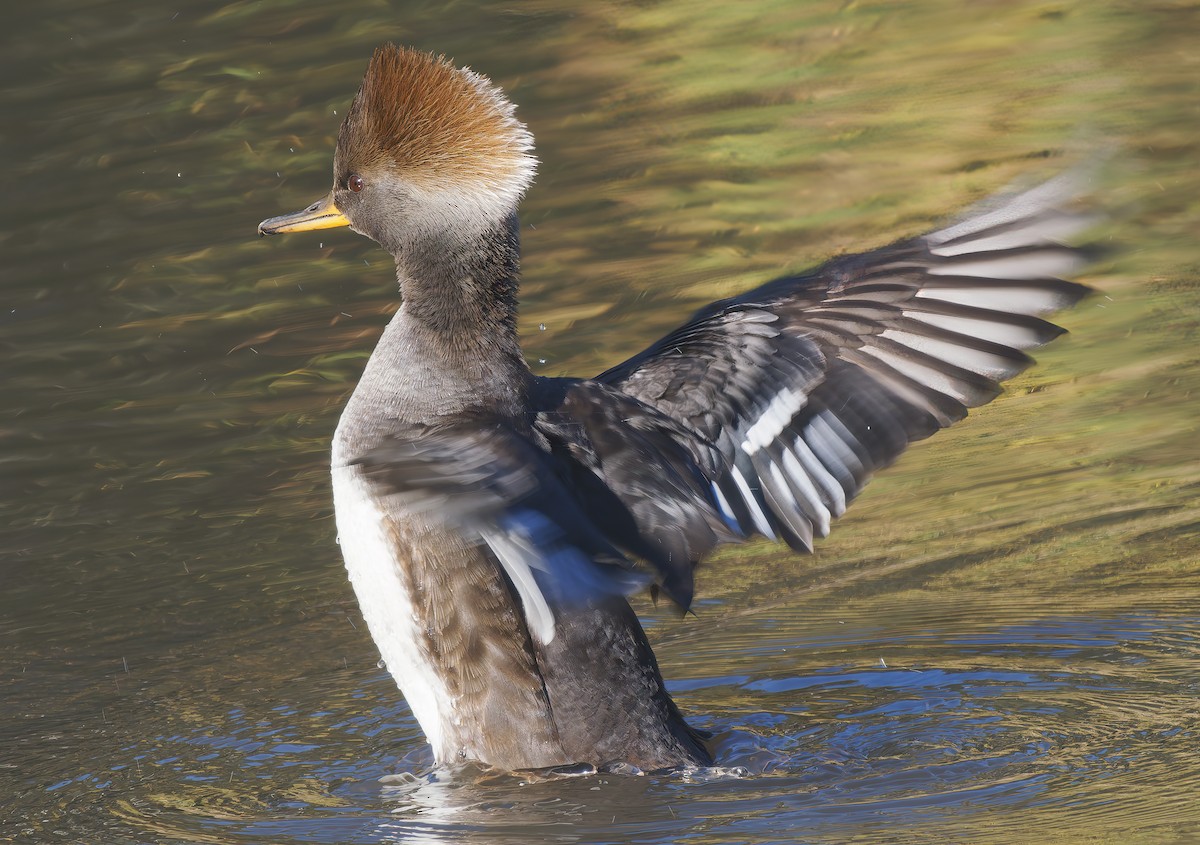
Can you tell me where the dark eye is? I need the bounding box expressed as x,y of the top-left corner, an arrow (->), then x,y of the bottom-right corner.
347,173 -> 365,193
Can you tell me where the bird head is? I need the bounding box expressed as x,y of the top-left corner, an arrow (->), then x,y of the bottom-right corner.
259,44 -> 537,254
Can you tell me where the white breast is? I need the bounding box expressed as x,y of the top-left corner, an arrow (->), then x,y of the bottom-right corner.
331,464 -> 453,759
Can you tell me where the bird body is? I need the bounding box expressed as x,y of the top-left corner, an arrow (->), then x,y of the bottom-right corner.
259,45 -> 1091,772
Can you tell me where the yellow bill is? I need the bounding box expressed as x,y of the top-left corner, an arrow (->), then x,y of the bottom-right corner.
258,193 -> 349,236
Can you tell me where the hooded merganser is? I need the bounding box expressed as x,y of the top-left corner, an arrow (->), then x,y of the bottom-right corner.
258,44 -> 1091,772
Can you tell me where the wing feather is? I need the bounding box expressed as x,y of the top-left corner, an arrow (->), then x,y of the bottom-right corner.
597,174 -> 1094,549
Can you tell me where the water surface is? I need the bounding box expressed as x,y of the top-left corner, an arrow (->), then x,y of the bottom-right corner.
3,0 -> 1199,842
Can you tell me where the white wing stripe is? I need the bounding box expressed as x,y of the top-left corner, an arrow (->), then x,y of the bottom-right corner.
808,412 -> 867,479
777,445 -> 832,536
741,386 -> 807,454
481,524 -> 558,645
711,481 -> 742,534
927,251 -> 1080,281
858,345 -> 979,405
928,213 -> 1093,256
790,433 -> 848,516
926,171 -> 1082,245
903,311 -> 1047,349
766,457 -> 815,545
915,286 -> 1076,316
729,464 -> 776,540
879,328 -> 1023,380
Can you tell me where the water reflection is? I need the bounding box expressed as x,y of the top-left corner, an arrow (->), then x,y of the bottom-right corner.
29,607 -> 1197,844
3,0 -> 1200,842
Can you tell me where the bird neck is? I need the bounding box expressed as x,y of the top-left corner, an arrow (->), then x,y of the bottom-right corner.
395,210 -> 524,355
337,210 -> 532,439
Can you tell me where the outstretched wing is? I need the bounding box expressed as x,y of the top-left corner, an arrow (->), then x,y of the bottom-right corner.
597,174 -> 1095,552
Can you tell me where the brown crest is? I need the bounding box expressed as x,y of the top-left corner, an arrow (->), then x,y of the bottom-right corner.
335,45 -> 536,201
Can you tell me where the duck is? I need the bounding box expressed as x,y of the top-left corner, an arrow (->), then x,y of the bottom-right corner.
258,44 -> 1091,773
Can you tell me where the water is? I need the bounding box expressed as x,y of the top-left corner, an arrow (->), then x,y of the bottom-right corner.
3,0 -> 1199,842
